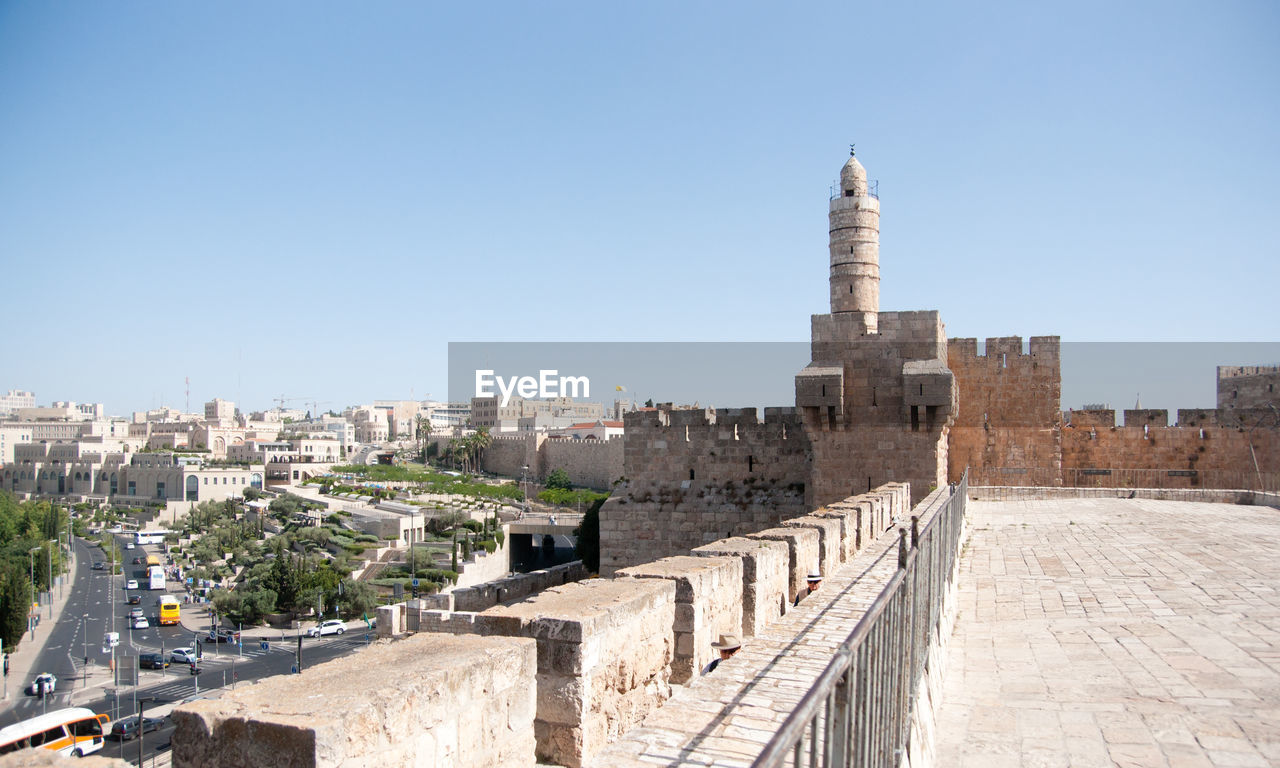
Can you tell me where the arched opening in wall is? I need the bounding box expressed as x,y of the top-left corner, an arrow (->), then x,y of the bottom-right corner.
872,387 -> 878,407
186,475 -> 199,502
748,456 -> 754,472
910,406 -> 919,432
689,469 -> 695,481
251,473 -> 263,489
733,425 -> 739,441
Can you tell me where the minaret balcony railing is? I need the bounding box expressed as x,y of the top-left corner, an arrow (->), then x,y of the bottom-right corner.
829,179 -> 879,201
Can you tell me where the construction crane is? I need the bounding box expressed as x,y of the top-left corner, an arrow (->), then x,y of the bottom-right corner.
273,394 -> 311,410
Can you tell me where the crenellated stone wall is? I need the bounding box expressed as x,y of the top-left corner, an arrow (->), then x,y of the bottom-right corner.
170,633 -> 537,768
418,578 -> 676,768
691,537 -> 789,638
616,555 -> 744,684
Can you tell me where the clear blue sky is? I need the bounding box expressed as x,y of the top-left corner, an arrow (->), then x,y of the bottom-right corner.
2,2 -> 1277,416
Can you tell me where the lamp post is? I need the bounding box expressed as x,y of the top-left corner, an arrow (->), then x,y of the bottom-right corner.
46,541 -> 55,619
28,547 -> 39,640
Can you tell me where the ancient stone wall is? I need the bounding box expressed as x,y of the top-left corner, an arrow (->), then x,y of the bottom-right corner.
691,537 -> 789,638
1060,421 -> 1280,490
429,433 -> 623,490
437,560 -> 589,613
616,555 -> 744,684
947,335 -> 1062,487
543,438 -> 624,490
419,579 -> 676,768
802,311 -> 956,508
1217,365 -> 1280,410
597,406 -> 810,574
171,633 -> 537,768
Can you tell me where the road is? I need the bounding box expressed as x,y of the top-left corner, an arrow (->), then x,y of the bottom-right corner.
2,533 -> 373,765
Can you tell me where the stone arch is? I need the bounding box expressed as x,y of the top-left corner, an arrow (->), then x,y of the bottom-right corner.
186,475 -> 199,502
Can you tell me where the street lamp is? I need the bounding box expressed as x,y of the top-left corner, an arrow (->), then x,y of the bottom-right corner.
28,547 -> 39,640
46,540 -> 55,619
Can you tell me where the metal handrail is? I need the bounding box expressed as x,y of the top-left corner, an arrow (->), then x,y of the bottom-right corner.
752,469 -> 968,768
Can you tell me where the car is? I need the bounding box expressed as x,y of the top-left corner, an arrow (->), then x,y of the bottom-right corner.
92,561 -> 105,571
26,673 -> 56,696
133,616 -> 149,630
306,620 -> 346,638
170,647 -> 200,664
128,608 -> 145,620
124,543 -> 135,550
139,653 -> 169,669
132,556 -> 144,565
108,715 -> 163,741
126,579 -> 138,590
127,594 -> 141,605
206,628 -> 240,644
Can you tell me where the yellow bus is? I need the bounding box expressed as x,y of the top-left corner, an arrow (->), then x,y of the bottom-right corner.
0,707 -> 109,758
145,555 -> 161,567
158,594 -> 181,626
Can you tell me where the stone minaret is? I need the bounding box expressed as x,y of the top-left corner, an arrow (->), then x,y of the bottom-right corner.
828,150 -> 880,333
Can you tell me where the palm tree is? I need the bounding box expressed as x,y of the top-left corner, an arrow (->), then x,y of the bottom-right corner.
415,415 -> 432,462
471,427 -> 492,474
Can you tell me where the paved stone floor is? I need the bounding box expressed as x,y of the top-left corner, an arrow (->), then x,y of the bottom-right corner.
936,498 -> 1280,768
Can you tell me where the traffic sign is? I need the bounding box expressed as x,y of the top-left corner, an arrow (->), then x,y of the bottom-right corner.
411,578 -> 419,587
260,641 -> 269,651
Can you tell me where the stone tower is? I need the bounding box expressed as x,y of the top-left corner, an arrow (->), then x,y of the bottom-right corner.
828,150 -> 880,333
797,150 -> 957,506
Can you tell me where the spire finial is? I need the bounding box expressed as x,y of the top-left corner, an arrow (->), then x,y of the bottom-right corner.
849,144 -> 856,157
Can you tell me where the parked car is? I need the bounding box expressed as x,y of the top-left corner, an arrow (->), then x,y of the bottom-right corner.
133,616 -> 149,630
206,628 -> 240,644
126,579 -> 138,590
170,647 -> 200,664
127,594 -> 141,605
306,620 -> 346,638
26,673 -> 56,696
139,653 -> 169,669
108,715 -> 163,741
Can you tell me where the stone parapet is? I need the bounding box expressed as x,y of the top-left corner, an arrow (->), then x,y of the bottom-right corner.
747,526 -> 820,605
590,486 -> 958,767
691,537 -> 789,638
170,633 -> 537,768
779,515 -> 842,577
416,578 -> 676,768
616,555 -> 744,684
451,560 -> 589,613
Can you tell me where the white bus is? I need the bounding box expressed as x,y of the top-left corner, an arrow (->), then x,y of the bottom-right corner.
135,531 -> 165,546
148,565 -> 165,590
0,707 -> 109,757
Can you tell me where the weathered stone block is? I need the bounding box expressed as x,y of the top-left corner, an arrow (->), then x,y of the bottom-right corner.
747,527 -> 820,605
457,578 -> 676,768
692,536 -> 789,637
780,515 -> 842,576
615,555 -> 743,686
170,633 -> 537,768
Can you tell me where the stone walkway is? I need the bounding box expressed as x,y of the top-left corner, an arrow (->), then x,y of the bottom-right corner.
936,498 -> 1280,768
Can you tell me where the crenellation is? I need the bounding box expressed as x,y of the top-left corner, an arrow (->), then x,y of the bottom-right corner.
1123,409 -> 1168,428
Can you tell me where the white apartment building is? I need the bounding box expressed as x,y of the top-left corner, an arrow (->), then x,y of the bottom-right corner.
0,390 -> 35,417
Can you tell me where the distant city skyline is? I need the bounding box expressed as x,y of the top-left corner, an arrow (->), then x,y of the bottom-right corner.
2,2 -> 1277,415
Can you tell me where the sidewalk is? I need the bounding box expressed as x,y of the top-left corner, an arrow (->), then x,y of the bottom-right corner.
1,543 -> 79,708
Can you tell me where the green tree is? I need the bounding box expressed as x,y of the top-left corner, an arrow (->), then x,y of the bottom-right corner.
545,468 -> 572,491
573,496 -> 605,573
337,579 -> 377,619
0,565 -> 30,652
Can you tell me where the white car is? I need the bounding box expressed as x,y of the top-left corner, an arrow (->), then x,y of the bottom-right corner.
133,616 -> 149,630
27,673 -> 56,696
306,620 -> 346,638
126,579 -> 138,590
171,647 -> 200,664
